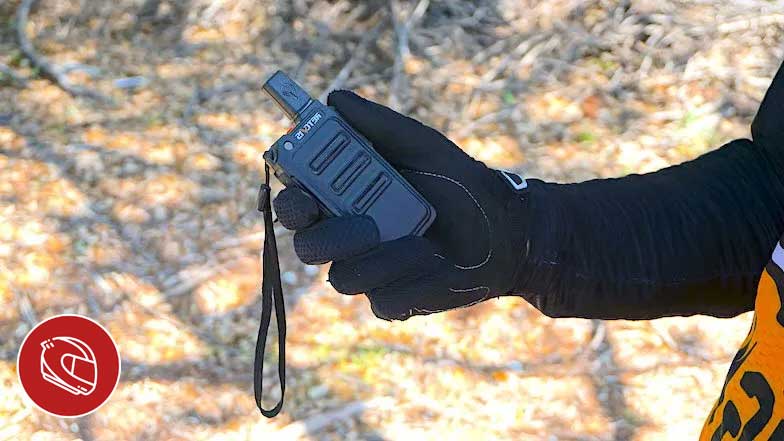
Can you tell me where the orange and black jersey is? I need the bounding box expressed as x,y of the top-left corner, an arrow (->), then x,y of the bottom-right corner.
701,239 -> 784,440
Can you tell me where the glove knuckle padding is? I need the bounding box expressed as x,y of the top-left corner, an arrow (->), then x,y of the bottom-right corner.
273,187 -> 320,231
328,236 -> 440,295
293,216 -> 379,265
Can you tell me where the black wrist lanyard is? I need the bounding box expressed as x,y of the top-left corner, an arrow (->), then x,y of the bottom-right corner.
254,164 -> 286,417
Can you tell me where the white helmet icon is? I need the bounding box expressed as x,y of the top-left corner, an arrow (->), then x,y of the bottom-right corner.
40,337 -> 98,396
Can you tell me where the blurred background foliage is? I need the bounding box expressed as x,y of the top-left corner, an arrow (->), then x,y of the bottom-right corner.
1,0 -> 783,439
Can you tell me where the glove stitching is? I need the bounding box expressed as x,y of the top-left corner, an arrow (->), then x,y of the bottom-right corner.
449,286 -> 490,293
403,170 -> 493,270
449,286 -> 491,309
456,290 -> 491,309
410,286 -> 491,315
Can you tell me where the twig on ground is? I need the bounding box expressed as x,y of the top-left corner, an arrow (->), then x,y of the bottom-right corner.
587,321 -> 606,351
647,322 -> 716,362
162,254 -> 256,298
388,1 -> 406,110
318,14 -> 385,102
454,34 -> 548,133
12,288 -> 37,328
183,80 -> 256,121
0,63 -> 28,86
691,13 -> 784,35
271,397 -> 394,440
452,107 -> 515,139
93,273 -> 245,357
15,0 -> 111,102
163,264 -> 223,298
388,0 -> 429,111
214,231 -> 264,249
479,34 -> 546,84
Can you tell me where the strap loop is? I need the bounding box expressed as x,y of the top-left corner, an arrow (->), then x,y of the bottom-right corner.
254,164 -> 286,418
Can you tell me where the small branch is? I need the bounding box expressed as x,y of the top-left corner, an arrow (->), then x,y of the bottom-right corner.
161,253 -> 256,298
388,0 -> 429,111
214,231 -> 263,249
183,79 -> 257,122
135,0 -> 162,26
12,288 -> 38,327
0,63 -> 28,86
388,0 -> 405,111
318,14 -> 385,102
163,262 -> 224,298
687,13 -> 784,35
271,398 -> 394,440
15,0 -> 111,102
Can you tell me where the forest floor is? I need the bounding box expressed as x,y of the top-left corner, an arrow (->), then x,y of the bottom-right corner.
1,0 -> 783,440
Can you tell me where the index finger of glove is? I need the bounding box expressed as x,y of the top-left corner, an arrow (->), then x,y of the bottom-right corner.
293,215 -> 379,265
273,187 -> 321,231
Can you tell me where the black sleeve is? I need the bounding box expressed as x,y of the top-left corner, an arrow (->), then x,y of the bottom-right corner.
512,61 -> 784,320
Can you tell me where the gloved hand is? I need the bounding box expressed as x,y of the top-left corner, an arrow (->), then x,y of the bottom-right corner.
273,90 -> 530,320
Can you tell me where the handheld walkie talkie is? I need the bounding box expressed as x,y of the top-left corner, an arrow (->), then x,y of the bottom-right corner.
262,71 -> 436,239
253,71 -> 436,418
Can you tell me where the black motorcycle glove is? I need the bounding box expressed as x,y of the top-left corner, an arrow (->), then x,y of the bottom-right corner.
273,90 -> 529,320
276,59 -> 784,322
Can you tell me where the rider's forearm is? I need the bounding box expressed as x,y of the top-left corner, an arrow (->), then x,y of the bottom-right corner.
512,137 -> 784,319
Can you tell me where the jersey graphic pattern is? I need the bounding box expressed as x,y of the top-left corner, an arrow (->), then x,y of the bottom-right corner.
700,239 -> 784,440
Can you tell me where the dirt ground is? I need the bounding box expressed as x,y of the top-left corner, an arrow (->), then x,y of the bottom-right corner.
1,0 -> 783,440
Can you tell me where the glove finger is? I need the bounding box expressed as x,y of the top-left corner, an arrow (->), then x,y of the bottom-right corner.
273,187 -> 321,231
328,236 -> 441,295
367,271 -> 491,321
326,90 -> 456,167
293,215 -> 379,265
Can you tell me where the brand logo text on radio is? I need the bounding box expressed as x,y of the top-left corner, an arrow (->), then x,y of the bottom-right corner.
295,113 -> 322,140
